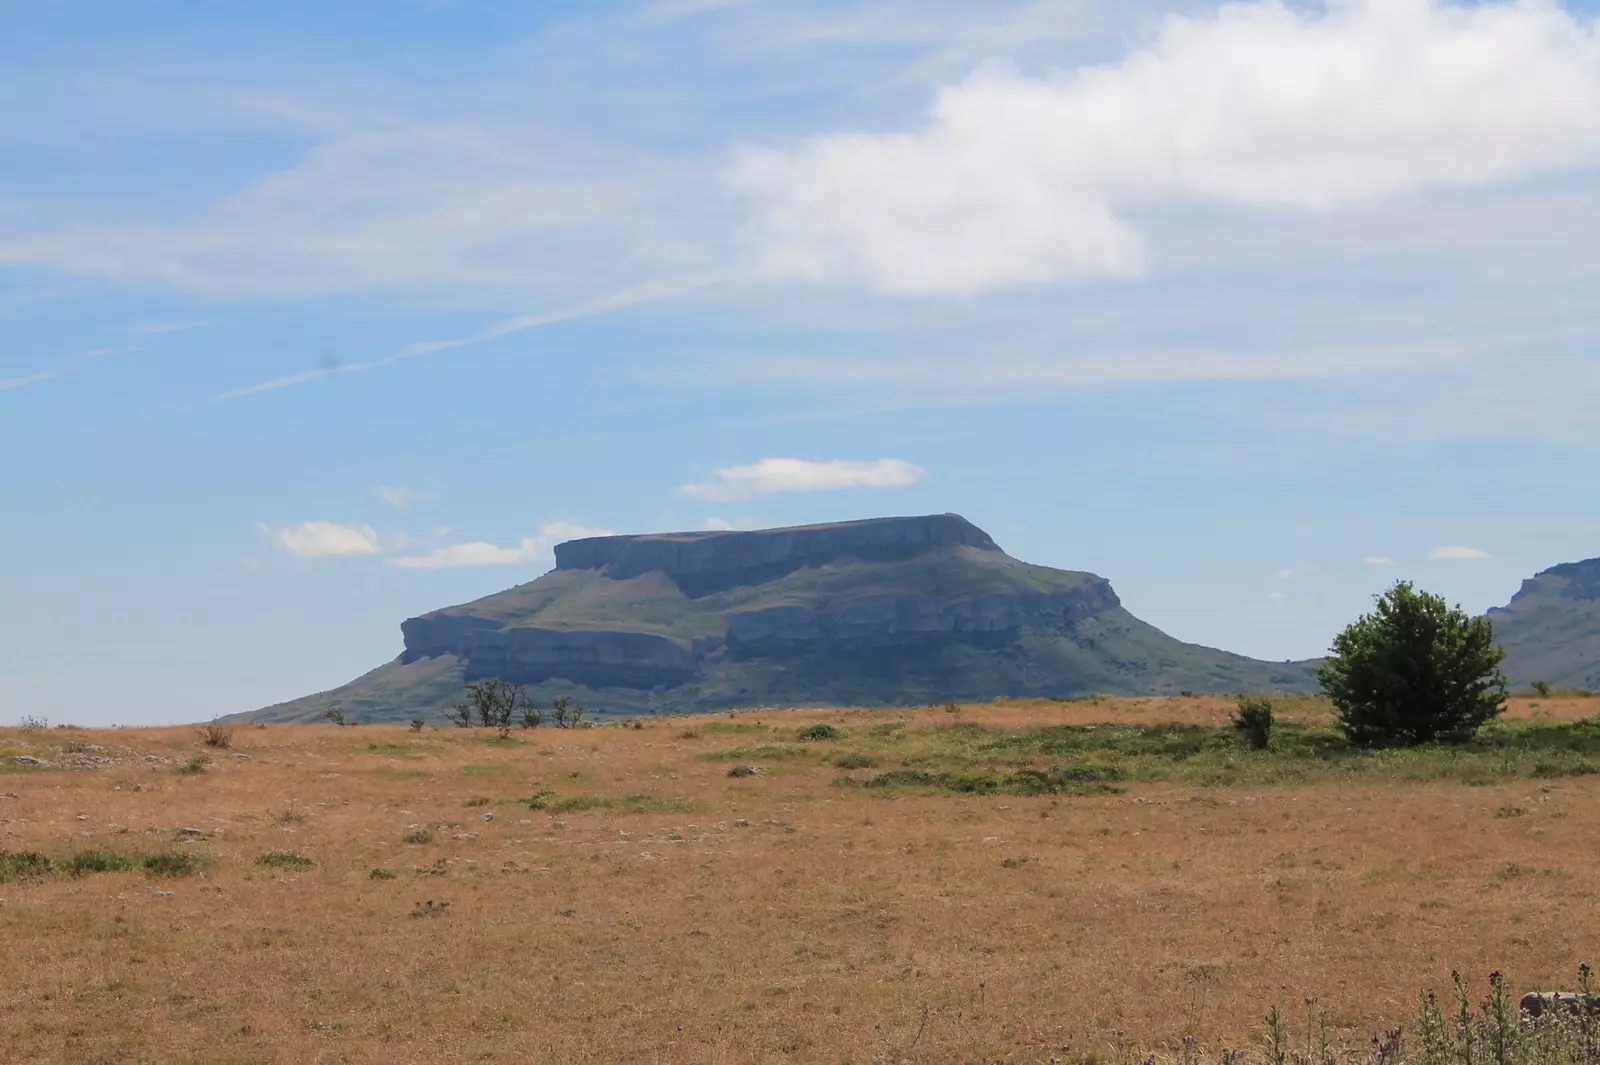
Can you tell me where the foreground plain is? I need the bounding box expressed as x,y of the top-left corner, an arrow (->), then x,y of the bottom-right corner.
2,695 -> 1598,1064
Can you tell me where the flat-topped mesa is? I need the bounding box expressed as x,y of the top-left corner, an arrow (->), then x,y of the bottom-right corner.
554,513 -> 1001,595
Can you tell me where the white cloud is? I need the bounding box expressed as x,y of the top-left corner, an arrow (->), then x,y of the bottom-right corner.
388,522 -> 612,571
679,457 -> 925,501
727,0 -> 1600,296
1266,590 -> 1288,601
259,520 -> 382,559
703,516 -> 737,530
374,485 -> 436,510
1429,545 -> 1491,560
1364,556 -> 1396,565
1275,569 -> 1293,580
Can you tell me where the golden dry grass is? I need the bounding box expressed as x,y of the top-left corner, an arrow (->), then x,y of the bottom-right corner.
1,696 -> 1596,1064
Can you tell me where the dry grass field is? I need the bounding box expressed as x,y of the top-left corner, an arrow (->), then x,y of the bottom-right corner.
2,695 -> 1598,1064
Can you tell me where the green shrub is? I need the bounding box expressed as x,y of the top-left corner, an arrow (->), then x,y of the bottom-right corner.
141,851 -> 202,878
255,850 -> 314,871
196,721 -> 234,748
60,850 -> 139,877
1319,581 -> 1507,748
1232,695 -> 1274,750
0,850 -> 53,882
174,755 -> 209,775
833,753 -> 879,770
799,724 -> 840,741
402,826 -> 434,845
727,764 -> 758,778
369,867 -> 397,880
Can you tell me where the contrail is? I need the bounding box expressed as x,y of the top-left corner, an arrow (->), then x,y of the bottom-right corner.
1,346 -> 136,393
186,272 -> 724,410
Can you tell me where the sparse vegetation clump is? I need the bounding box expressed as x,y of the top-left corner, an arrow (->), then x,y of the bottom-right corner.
174,755 -> 209,775
196,720 -> 234,748
255,850 -> 314,871
1319,581 -> 1508,748
1232,695 -> 1274,749
401,826 -> 435,845
1,848 -> 201,881
799,723 -> 841,741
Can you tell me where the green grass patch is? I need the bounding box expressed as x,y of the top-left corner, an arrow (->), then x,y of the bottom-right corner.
701,743 -> 812,763
526,792 -> 698,814
844,764 -> 1124,797
460,764 -> 518,776
805,716 -> 1600,790
0,848 -> 203,881
255,850 -> 315,871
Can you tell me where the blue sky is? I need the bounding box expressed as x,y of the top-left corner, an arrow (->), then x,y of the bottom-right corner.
4,0 -> 1600,725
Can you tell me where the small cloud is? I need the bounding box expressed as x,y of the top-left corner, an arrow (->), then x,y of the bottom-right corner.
1275,570 -> 1294,580
239,556 -> 263,569
388,522 -> 611,571
259,520 -> 382,559
433,525 -> 452,539
1364,556 -> 1396,565
375,485 -> 436,510
680,457 -> 925,502
1429,545 -> 1491,560
1266,591 -> 1288,601
704,517 -> 736,531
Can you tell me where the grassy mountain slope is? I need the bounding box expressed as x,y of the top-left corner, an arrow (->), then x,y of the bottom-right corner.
1490,557 -> 1600,691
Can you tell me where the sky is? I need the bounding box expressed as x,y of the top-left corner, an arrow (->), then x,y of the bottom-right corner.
4,0 -> 1600,726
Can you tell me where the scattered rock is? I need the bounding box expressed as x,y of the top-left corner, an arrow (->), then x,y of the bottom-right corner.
151,891 -> 174,898
551,821 -> 569,829
177,826 -> 205,837
75,814 -> 89,821
481,812 -> 495,822
452,832 -> 478,841
231,753 -> 251,760
12,756 -> 53,767
734,818 -> 749,828
1522,992 -> 1599,1018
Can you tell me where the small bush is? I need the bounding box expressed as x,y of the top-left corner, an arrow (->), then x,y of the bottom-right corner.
0,850 -> 54,882
402,826 -> 435,845
175,755 -> 209,775
411,899 -> 450,918
255,850 -> 314,871
409,718 -> 426,732
196,721 -> 234,749
833,753 -> 879,770
61,849 -> 139,877
323,708 -> 347,726
270,800 -> 305,825
1532,680 -> 1552,698
463,797 -> 491,807
369,867 -> 397,880
1232,695 -> 1274,750
550,694 -> 585,730
727,764 -> 758,778
142,851 -> 202,878
799,724 -> 840,741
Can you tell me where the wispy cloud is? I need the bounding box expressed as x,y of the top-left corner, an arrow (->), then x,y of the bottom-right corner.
180,273 -> 720,410
680,457 -> 925,501
374,485 -> 437,510
258,520 -> 382,559
1429,545 -> 1492,560
388,522 -> 611,571
1364,556 -> 1396,566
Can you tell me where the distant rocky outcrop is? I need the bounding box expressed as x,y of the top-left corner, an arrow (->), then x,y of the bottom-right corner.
1489,556 -> 1600,690
246,514 -> 1319,723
